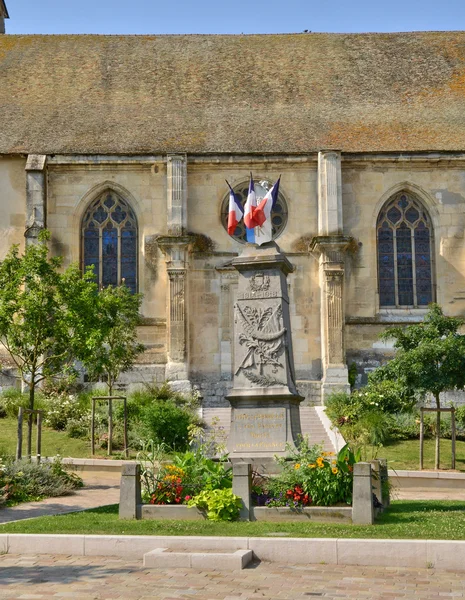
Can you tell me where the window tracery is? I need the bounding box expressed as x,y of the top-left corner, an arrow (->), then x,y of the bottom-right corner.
82,190 -> 137,293
377,192 -> 433,307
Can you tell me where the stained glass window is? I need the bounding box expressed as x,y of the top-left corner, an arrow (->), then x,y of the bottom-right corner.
82,191 -> 138,293
377,192 -> 433,307
220,180 -> 288,242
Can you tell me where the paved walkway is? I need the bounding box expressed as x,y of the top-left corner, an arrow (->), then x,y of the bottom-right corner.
0,472 -> 120,524
0,554 -> 464,599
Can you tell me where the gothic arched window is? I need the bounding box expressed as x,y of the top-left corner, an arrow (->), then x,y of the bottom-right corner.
377,192 -> 434,307
82,190 -> 138,293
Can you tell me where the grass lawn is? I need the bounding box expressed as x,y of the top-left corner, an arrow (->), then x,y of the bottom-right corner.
379,438 -> 465,471
0,417 -> 120,459
1,501 -> 465,539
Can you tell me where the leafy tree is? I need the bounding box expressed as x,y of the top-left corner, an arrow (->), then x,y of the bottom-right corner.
81,284 -> 144,396
371,304 -> 465,469
0,231 -> 98,455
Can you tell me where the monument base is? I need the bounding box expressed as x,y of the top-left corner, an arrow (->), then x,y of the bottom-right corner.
227,391 -> 303,459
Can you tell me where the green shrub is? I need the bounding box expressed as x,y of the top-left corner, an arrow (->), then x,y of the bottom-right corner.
389,412 -> 420,440
455,405 -> 465,429
139,400 -> 196,451
188,488 -> 242,521
0,457 -> 83,507
43,393 -> 89,431
0,388 -> 47,419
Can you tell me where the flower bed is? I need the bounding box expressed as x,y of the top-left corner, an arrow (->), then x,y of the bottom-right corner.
251,441 -> 357,509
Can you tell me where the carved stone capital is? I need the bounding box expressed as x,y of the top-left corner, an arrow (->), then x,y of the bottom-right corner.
167,269 -> 186,282
157,235 -> 193,270
324,268 -> 344,282
310,235 -> 351,256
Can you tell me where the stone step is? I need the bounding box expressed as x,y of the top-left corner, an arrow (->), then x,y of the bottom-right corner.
143,548 -> 253,570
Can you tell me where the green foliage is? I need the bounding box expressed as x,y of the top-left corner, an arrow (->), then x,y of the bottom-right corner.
172,451 -> 231,492
348,362 -> 358,388
264,440 -> 358,507
140,441 -> 232,505
187,488 -> 242,521
372,304 -> 465,403
79,284 -> 144,396
0,389 -> 47,419
0,231 -> 98,409
138,400 -> 195,451
43,392 -> 88,431
0,457 -> 83,507
456,405 -> 465,429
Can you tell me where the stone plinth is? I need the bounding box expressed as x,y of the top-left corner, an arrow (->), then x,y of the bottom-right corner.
226,242 -> 303,458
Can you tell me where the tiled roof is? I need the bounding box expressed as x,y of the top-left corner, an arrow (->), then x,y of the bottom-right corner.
1,32 -> 465,155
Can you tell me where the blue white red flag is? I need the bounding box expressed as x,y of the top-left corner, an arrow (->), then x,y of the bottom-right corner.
243,173 -> 258,230
226,180 -> 244,236
254,176 -> 281,246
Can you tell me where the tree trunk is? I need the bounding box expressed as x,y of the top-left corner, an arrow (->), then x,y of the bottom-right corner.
108,374 -> 113,456
26,382 -> 34,459
435,393 -> 441,470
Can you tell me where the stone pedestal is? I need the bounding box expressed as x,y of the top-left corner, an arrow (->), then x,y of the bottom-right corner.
226,242 -> 303,459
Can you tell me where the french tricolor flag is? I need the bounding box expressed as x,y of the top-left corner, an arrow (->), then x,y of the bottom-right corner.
254,176 -> 281,246
244,173 -> 258,242
226,180 -> 244,236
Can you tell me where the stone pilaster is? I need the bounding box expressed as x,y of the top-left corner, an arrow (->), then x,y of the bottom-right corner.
25,154 -> 47,246
160,153 -> 191,392
158,236 -> 192,393
318,150 -> 343,235
167,154 -> 187,236
314,150 -> 349,401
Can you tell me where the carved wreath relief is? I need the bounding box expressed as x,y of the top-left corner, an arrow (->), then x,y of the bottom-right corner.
234,301 -> 287,387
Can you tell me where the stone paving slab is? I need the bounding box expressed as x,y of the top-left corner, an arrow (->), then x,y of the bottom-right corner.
0,554 -> 465,599
0,472 -> 120,524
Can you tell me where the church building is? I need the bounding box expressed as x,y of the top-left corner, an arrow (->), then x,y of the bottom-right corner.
2,4 -> 465,409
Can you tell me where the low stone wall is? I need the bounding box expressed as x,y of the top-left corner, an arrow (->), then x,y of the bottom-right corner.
119,461 -> 383,525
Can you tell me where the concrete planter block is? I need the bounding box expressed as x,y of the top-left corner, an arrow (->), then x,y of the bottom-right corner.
232,462 -> 252,521
143,547 -> 253,570
119,462 -> 142,520
352,462 -> 374,525
252,506 -> 352,522
140,504 -> 205,520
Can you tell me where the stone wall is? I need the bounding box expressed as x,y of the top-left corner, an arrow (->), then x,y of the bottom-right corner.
2,153 -> 465,404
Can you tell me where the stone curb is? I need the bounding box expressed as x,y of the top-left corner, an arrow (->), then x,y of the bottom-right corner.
388,469 -> 465,480
1,534 -> 465,571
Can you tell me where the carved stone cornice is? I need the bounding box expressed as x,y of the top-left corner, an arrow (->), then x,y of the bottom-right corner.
310,235 -> 351,255
157,235 -> 194,252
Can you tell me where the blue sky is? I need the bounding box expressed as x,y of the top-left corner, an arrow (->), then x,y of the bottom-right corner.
5,0 -> 465,34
